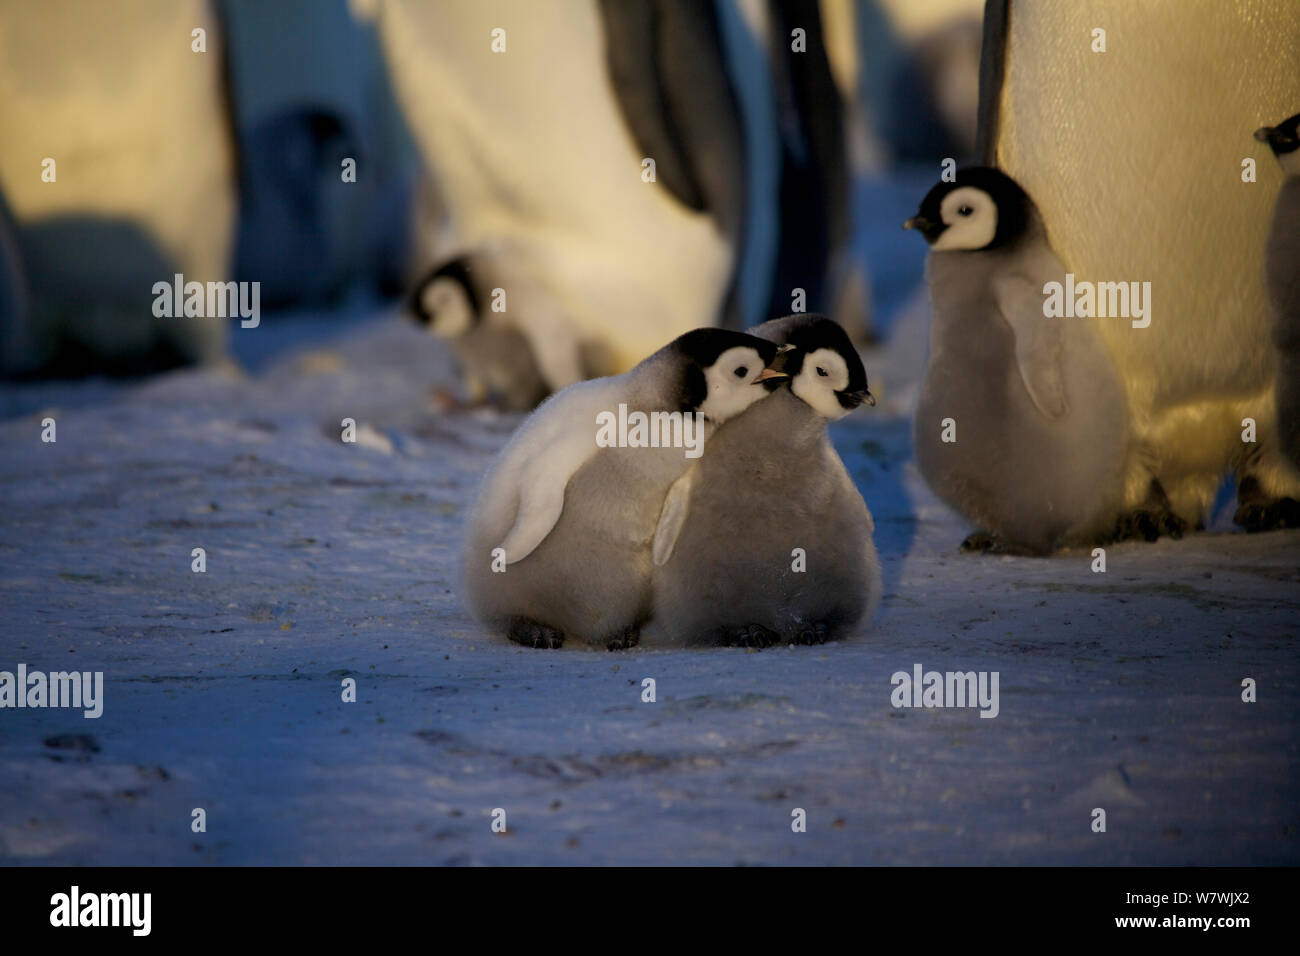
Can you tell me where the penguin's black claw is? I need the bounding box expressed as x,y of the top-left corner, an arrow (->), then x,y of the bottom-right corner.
1233,496 -> 1300,532
1111,508 -> 1187,543
960,530 -> 997,553
793,623 -> 829,646
720,623 -> 781,649
1161,512 -> 1189,539
506,618 -> 565,649
604,626 -> 641,651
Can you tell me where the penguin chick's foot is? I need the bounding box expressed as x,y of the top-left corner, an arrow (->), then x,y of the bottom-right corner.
961,530 -> 1000,553
720,623 -> 782,649
506,617 -> 565,649
604,625 -> 641,652
1233,496 -> 1300,532
792,622 -> 830,646
1110,508 -> 1188,543
959,531 -> 1039,555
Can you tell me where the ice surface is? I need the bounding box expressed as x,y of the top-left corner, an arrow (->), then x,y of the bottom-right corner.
1,244 -> 1297,867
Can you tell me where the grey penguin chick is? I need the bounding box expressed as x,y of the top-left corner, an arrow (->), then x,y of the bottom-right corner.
1256,113 -> 1300,478
411,246 -> 616,410
906,167 -> 1132,554
462,329 -> 786,649
650,315 -> 881,648
411,255 -> 547,411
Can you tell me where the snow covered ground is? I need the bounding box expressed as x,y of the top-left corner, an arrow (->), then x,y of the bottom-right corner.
2,180 -> 1298,865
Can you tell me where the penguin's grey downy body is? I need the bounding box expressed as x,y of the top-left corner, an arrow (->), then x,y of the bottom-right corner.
463,329 -> 784,649
650,315 -> 881,647
411,254 -> 552,411
908,168 -> 1130,553
1257,113 -> 1300,474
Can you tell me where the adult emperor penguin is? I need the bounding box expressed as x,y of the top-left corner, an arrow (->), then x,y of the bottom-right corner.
462,329 -> 785,650
977,0 -> 1300,533
650,314 -> 880,647
906,167 -> 1132,553
1256,112 -> 1300,482
374,0 -> 738,381
0,0 -> 235,376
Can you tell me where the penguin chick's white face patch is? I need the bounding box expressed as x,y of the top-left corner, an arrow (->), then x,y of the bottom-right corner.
792,347 -> 853,420
421,278 -> 475,338
696,346 -> 776,423
932,186 -> 997,252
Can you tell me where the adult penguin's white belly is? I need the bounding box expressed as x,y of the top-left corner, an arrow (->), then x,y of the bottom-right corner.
377,0 -> 733,377
991,0 -> 1300,519
0,0 -> 235,373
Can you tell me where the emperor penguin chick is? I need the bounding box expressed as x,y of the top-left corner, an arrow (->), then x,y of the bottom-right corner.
651,315 -> 881,648
906,167 -> 1131,554
1256,113 -> 1300,477
411,250 -> 606,411
463,329 -> 786,650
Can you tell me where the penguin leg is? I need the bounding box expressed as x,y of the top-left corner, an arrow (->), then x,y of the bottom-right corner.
1233,475 -> 1300,532
505,617 -> 565,649
1231,419 -> 1300,531
603,625 -> 641,652
1109,480 -> 1189,543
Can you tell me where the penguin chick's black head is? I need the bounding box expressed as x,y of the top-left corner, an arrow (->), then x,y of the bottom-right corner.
1255,111 -> 1300,156
409,256 -> 480,332
776,314 -> 873,411
904,166 -> 1033,251
672,328 -> 783,415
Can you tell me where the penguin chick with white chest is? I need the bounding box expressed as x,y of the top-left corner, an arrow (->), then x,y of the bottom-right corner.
411,249 -> 606,411
650,315 -> 881,648
906,167 -> 1132,553
1256,113 -> 1300,483
462,329 -> 786,650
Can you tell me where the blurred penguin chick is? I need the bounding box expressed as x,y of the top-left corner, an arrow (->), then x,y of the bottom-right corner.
410,248 -> 615,411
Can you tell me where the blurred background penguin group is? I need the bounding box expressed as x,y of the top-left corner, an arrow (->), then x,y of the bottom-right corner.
0,0 -> 984,381
1,0 -> 1296,552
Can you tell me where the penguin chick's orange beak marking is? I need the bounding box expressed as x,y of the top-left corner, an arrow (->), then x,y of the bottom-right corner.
755,367 -> 788,382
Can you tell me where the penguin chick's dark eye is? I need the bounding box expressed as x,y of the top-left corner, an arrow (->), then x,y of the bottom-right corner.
733,366 -> 748,378
958,206 -> 973,217
816,367 -> 828,377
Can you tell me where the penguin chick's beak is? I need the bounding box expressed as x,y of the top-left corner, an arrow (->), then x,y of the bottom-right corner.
1255,125 -> 1275,143
757,347 -> 794,381
904,215 -> 946,244
839,388 -> 875,410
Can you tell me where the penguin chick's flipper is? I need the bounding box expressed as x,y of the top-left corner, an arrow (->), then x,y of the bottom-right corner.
498,469 -> 570,563
506,617 -> 565,649
652,465 -> 697,566
495,382 -> 607,563
992,273 -> 1068,419
1233,477 -> 1300,532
